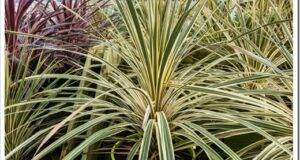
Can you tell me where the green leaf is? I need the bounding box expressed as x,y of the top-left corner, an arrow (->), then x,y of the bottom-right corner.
62,123 -> 129,160
155,112 -> 175,160
139,119 -> 154,160
174,123 -> 223,160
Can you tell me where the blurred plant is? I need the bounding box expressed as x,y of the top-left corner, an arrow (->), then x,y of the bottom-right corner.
4,47 -> 75,160
5,0 -> 110,68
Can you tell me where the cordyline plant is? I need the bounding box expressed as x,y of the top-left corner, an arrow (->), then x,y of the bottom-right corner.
4,47 -> 77,160
5,0 -> 109,68
5,0 -> 293,160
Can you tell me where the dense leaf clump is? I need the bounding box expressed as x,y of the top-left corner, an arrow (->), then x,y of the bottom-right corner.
5,0 -> 293,160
